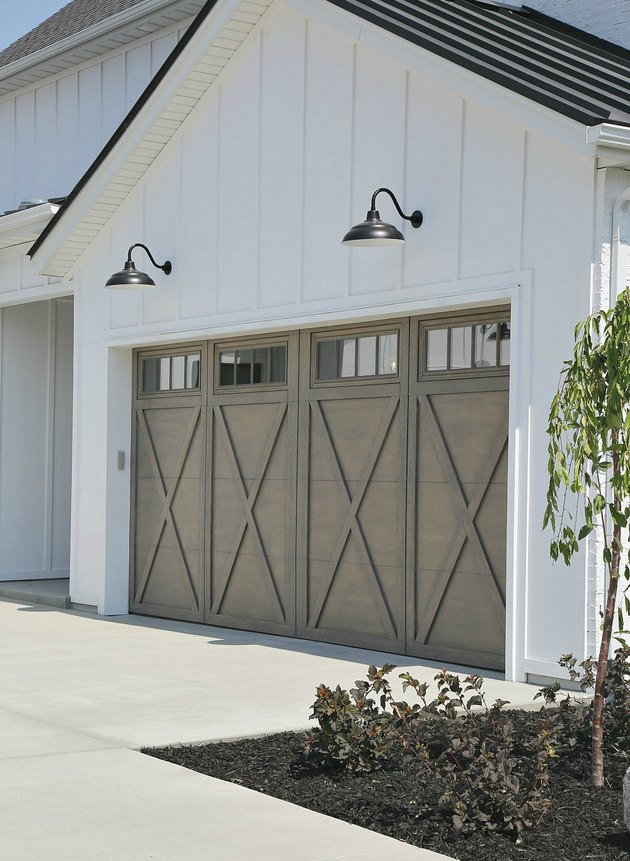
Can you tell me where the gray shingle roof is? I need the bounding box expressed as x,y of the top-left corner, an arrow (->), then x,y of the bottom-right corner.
0,0 -> 148,68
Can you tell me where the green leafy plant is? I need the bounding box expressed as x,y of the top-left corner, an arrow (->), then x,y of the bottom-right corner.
305,665 -> 553,836
544,288 -> 630,787
303,667 -> 396,771
536,646 -> 629,763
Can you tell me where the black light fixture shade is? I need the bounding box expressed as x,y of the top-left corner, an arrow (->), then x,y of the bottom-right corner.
105,243 -> 172,289
343,187 -> 423,246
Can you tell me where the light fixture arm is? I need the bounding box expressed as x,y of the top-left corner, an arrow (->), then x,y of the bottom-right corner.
127,243 -> 172,275
370,188 -> 423,228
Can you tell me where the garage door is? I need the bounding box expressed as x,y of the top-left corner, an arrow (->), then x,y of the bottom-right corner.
130,309 -> 509,669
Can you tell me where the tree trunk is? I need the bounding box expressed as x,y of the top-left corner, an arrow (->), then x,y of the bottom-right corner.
592,440 -> 621,788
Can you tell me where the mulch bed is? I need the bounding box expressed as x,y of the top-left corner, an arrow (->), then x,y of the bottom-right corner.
144,717 -> 630,861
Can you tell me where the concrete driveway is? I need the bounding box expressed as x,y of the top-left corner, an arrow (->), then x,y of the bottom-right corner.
0,599 -> 541,860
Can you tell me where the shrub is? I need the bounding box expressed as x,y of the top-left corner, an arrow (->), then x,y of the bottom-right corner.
303,666 -> 396,772
535,645 -> 629,762
304,665 -> 553,835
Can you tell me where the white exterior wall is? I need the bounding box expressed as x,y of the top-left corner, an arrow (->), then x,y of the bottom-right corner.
0,20 -> 192,214
0,296 -> 73,581
66,1 -> 599,678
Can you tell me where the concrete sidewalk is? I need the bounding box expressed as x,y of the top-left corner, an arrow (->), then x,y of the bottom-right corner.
0,600 -> 543,860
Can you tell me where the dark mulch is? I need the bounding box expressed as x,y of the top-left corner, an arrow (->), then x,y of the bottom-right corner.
144,717 -> 630,861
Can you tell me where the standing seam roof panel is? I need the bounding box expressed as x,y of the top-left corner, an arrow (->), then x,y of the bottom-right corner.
327,0 -> 630,124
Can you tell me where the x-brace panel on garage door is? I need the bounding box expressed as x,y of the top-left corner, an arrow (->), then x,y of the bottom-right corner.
414,392 -> 508,645
210,402 -> 288,623
306,395 -> 401,640
134,406 -> 202,610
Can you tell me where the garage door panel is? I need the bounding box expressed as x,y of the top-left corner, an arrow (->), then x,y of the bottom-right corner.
315,397 -> 401,482
307,558 -> 401,641
420,568 -> 505,657
135,477 -> 204,550
131,374 -> 206,621
211,402 -> 291,482
297,324 -> 407,653
139,545 -> 202,612
408,312 -> 509,669
427,390 -> 508,487
206,336 -> 298,635
136,407 -> 205,480
212,550 -> 288,624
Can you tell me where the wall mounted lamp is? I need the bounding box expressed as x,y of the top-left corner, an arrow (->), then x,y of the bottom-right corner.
105,243 -> 172,289
342,187 -> 423,246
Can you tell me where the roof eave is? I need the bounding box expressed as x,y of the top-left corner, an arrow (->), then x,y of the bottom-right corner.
0,0 -> 205,95
0,203 -> 59,252
587,123 -> 630,167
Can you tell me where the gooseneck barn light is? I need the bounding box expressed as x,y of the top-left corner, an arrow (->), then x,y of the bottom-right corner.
342,187 -> 423,246
105,243 -> 172,289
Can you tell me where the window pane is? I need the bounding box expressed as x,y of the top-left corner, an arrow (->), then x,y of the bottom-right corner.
499,322 -> 511,366
474,324 -> 497,368
171,355 -> 185,389
426,329 -> 448,371
186,354 -> 200,389
142,357 -> 160,392
235,349 -> 253,384
270,346 -> 286,383
159,357 -> 171,390
253,348 -> 269,384
339,339 -> 356,378
450,326 -> 472,369
317,341 -> 336,380
357,336 -> 376,376
377,334 -> 398,375
219,351 -> 235,386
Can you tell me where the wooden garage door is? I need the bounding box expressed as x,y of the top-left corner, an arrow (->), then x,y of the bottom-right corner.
205,335 -> 298,636
296,323 -> 408,653
131,347 -> 206,622
407,313 -> 510,670
130,311 -> 509,670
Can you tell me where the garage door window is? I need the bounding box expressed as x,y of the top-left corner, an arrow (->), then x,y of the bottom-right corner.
218,344 -> 287,387
424,321 -> 510,374
316,332 -> 398,381
142,352 -> 201,393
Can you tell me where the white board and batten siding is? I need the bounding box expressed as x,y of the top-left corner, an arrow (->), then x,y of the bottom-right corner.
0,20 -> 192,216
0,298 -> 73,581
65,1 -> 598,677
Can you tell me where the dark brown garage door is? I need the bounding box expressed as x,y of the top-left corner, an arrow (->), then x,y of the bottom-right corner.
130,309 -> 509,669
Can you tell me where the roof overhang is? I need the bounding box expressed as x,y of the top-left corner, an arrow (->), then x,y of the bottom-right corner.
29,0 -> 272,278
0,203 -> 59,254
587,123 -> 630,168
0,0 -> 206,96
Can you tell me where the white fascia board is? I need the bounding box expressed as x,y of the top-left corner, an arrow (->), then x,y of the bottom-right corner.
587,123 -> 630,148
0,0 -> 190,85
285,0 -> 592,155
587,124 -> 630,168
0,203 -> 59,249
29,0 -> 250,276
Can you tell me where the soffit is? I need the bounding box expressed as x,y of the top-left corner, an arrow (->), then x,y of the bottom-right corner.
30,0 -> 271,277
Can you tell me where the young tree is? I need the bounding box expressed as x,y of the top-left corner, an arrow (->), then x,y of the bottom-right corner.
544,288 -> 630,788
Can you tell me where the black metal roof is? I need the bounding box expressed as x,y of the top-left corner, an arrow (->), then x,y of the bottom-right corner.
0,0 -> 148,68
327,0 -> 630,125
